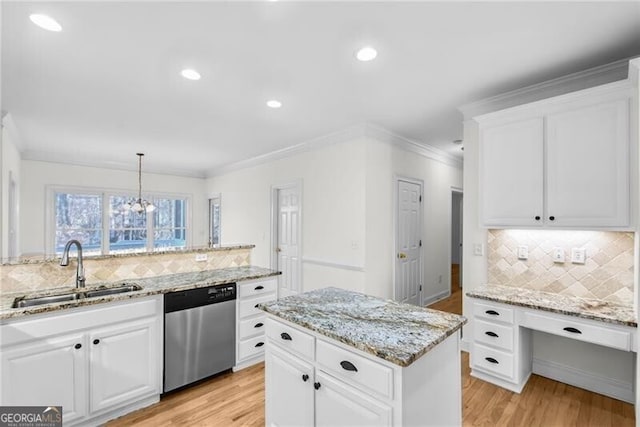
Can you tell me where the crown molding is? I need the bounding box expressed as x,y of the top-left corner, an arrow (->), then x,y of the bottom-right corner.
21,150 -> 206,179
458,58 -> 633,120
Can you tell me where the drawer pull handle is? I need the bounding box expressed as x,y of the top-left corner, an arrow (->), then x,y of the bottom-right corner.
302,374 -> 309,382
93,339 -> 100,345
485,331 -> 499,338
254,304 -> 259,308
485,310 -> 500,316
255,342 -> 265,348
280,332 -> 292,341
485,357 -> 499,364
314,382 -> 321,390
254,322 -> 264,328
255,285 -> 264,290
340,360 -> 358,372
74,343 -> 82,349
563,327 -> 582,334
534,215 -> 541,221
549,216 -> 555,221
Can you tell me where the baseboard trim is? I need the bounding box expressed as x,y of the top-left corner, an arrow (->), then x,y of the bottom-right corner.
69,394 -> 159,426
424,289 -> 451,306
532,357 -> 634,403
234,355 -> 264,372
470,369 -> 529,394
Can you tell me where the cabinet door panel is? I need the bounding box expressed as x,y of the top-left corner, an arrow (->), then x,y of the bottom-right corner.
315,371 -> 392,427
0,334 -> 87,424
265,345 -> 314,427
90,317 -> 159,413
480,118 -> 544,226
546,99 -> 630,227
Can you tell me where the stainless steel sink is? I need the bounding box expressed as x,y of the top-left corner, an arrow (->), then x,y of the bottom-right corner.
84,284 -> 142,298
12,284 -> 143,308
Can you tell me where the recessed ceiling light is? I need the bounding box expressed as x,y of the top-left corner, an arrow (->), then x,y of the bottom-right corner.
29,14 -> 62,32
180,69 -> 201,81
356,46 -> 377,62
266,100 -> 282,109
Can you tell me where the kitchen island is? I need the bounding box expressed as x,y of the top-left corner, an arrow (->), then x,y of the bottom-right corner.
259,287 -> 467,426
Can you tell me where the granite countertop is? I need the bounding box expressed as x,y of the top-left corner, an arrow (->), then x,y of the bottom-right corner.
467,284 -> 637,327
259,287 -> 467,367
0,266 -> 280,321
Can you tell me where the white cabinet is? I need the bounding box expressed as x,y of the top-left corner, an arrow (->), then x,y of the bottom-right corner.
265,315 -> 461,427
0,296 -> 162,426
478,82 -> 633,229
235,277 -> 277,370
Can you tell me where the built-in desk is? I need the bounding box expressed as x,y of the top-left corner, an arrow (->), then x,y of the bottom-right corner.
467,285 -> 637,402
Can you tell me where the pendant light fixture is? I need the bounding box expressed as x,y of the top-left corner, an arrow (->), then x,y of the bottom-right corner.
123,153 -> 155,213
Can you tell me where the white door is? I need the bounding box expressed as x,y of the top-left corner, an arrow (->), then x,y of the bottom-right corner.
480,117 -> 544,226
395,179 -> 422,306
265,345 -> 314,427
0,333 -> 87,424
275,185 -> 301,298
546,99 -> 629,227
315,371 -> 391,427
90,317 -> 159,413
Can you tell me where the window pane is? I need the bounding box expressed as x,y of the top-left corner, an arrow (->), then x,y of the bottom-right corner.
154,228 -> 186,249
55,192 -> 102,253
153,198 -> 186,249
109,195 -> 148,253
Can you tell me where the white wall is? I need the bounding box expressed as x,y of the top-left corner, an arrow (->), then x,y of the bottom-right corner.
207,130 -> 463,301
20,160 -> 208,256
1,116 -> 22,260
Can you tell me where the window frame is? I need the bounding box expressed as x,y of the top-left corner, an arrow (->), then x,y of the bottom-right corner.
46,185 -> 192,256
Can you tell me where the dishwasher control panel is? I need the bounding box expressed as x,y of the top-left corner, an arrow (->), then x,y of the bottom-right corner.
164,283 -> 236,313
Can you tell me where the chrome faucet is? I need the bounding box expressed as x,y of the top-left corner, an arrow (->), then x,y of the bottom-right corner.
60,239 -> 86,288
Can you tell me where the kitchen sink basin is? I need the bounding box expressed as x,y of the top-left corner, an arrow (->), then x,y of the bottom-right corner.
12,284 -> 143,308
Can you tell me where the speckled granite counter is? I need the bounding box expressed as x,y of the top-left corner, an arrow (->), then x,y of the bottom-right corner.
259,287 -> 467,367
467,284 -> 636,327
0,266 -> 280,321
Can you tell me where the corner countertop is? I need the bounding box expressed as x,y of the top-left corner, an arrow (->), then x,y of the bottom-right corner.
467,284 -> 636,327
259,287 -> 467,367
0,266 -> 280,321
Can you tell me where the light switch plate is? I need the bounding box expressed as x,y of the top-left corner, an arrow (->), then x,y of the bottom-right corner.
195,253 -> 208,262
517,245 -> 529,260
552,247 -> 565,263
473,243 -> 484,256
571,248 -> 586,264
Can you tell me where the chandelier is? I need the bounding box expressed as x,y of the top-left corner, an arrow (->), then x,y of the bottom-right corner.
123,153 -> 155,213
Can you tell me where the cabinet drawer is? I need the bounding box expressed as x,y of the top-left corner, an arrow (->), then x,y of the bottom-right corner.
238,335 -> 267,361
239,294 -> 276,319
239,279 -> 277,299
316,339 -> 393,400
473,319 -> 514,352
521,311 -> 631,351
239,316 -> 266,340
472,343 -> 514,379
266,318 -> 315,360
473,301 -> 514,324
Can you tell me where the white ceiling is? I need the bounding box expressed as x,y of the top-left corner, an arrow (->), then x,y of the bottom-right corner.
3,1 -> 640,177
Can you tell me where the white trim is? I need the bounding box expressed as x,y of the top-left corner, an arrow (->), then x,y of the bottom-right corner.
302,257 -> 365,272
532,357 -> 635,404
424,290 -> 451,307
459,58 -> 631,120
1,114 -> 25,152
460,338 -> 470,353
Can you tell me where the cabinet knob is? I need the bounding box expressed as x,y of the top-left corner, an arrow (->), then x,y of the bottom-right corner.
314,382 -> 321,390
534,216 -> 541,221
74,343 -> 82,349
254,304 -> 259,308
302,374 -> 309,382
93,339 -> 100,345
280,332 -> 292,341
340,360 -> 358,372
549,216 -> 555,221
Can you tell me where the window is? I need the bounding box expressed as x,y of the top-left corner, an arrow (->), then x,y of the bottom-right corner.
53,189 -> 188,255
209,196 -> 221,246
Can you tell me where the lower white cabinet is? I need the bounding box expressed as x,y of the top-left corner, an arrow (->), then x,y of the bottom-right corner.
265,315 -> 462,426
0,296 -> 162,426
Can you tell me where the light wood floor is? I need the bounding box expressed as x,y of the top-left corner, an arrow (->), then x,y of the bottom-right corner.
109,269 -> 635,427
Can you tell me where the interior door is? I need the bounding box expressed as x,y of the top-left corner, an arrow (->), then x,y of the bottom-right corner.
395,179 -> 422,306
276,186 -> 301,298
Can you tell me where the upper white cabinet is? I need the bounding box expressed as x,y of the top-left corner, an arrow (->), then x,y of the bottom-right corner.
478,81 -> 634,229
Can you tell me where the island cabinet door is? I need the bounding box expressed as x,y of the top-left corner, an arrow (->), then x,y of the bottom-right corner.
314,371 -> 392,427
265,345 -> 314,427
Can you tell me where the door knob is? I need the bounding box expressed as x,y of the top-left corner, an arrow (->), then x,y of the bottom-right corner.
276,247 -> 282,252
397,253 -> 407,259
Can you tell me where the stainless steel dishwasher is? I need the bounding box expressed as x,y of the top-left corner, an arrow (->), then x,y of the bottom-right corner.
164,283 -> 236,393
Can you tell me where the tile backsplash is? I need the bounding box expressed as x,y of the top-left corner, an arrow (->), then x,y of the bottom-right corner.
488,229 -> 634,305
0,247 -> 251,294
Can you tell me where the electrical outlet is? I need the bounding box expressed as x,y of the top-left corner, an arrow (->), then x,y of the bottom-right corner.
473,243 -> 484,256
517,245 -> 529,260
195,253 -> 208,262
552,247 -> 565,263
571,248 -> 586,264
